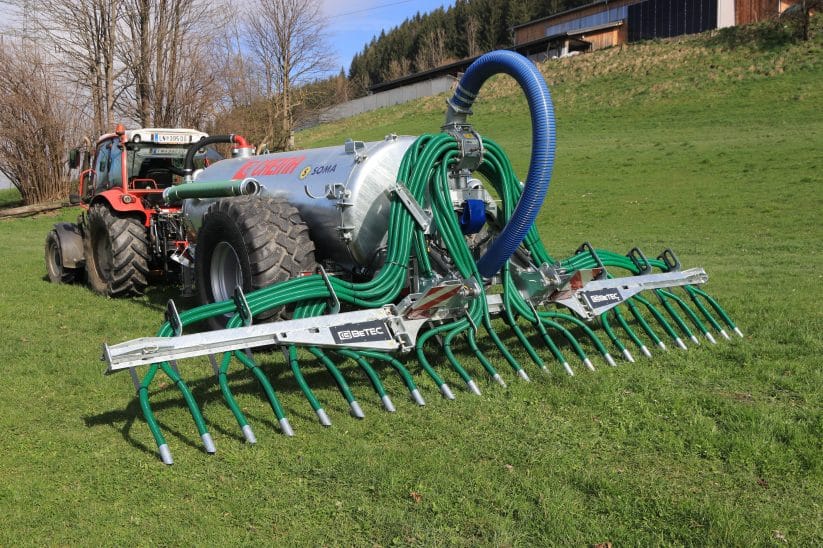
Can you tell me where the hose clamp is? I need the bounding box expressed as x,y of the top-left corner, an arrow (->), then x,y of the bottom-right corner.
442,123 -> 484,172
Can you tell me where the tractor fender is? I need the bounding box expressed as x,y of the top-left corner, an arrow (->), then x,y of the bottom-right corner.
52,222 -> 85,268
91,190 -> 149,225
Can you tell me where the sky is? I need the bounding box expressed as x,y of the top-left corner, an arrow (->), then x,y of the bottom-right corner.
320,0 -> 454,73
0,0 -> 455,76
0,0 -> 455,189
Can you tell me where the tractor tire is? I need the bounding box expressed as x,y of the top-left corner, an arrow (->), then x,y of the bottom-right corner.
195,196 -> 316,328
84,204 -> 149,297
45,229 -> 81,284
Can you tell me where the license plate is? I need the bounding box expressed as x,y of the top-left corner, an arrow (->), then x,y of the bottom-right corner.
149,148 -> 182,156
153,133 -> 188,143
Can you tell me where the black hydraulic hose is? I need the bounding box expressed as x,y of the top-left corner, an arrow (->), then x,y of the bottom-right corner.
182,134 -> 251,177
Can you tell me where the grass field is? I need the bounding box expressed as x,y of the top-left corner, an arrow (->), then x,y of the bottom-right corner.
0,187 -> 21,209
0,24 -> 821,545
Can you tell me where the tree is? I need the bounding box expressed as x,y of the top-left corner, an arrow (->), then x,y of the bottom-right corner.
466,15 -> 482,57
243,0 -> 332,150
344,0 -> 587,91
5,0 -> 227,134
120,0 -> 226,127
415,27 -> 450,71
387,58 -> 412,81
0,42 -> 78,204
21,0 -> 123,137
785,0 -> 822,41
0,0 -> 233,205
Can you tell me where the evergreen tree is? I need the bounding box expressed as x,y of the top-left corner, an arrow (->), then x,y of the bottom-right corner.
346,0 -> 587,93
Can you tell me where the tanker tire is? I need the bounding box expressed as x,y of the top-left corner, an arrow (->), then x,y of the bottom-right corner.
45,230 -> 80,284
84,204 -> 149,297
195,196 -> 316,329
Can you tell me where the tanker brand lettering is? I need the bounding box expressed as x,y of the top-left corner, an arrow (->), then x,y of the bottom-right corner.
232,155 -> 306,179
330,320 -> 392,345
299,164 -> 338,179
584,288 -> 623,309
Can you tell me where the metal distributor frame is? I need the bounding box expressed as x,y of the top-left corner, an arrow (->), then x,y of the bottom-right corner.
105,268 -> 709,373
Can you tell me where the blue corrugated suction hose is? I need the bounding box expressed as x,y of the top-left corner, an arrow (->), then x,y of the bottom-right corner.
447,50 -> 556,278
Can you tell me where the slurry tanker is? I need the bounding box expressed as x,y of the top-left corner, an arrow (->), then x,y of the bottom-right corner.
47,51 -> 742,464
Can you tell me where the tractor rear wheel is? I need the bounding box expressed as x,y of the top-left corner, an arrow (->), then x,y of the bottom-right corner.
45,230 -> 82,284
84,204 -> 149,297
195,196 -> 316,328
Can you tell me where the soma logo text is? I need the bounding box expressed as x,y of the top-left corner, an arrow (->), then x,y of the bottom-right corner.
300,164 -> 337,179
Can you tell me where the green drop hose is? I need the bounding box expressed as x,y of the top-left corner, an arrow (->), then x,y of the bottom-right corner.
129,132 -> 739,463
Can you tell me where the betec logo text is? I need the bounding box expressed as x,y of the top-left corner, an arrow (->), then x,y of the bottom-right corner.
584,288 -> 623,309
330,320 -> 392,345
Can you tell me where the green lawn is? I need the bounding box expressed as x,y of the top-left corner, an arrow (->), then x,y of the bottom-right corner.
0,26 -> 821,545
0,187 -> 22,209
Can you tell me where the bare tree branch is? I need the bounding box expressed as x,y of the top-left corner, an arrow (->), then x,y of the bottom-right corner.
0,41 -> 80,204
243,0 -> 332,150
120,0 -> 228,127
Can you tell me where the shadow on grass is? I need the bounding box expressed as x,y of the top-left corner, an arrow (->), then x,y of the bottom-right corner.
40,270 -> 198,314
81,353 -> 411,458
83,282 -> 728,460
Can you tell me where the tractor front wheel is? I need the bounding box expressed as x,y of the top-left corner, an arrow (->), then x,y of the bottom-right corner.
84,204 -> 149,297
195,196 -> 316,328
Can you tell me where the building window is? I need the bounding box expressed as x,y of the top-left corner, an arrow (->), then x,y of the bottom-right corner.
545,5 -> 630,36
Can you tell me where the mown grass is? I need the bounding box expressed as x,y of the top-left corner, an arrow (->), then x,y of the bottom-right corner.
0,25 -> 821,545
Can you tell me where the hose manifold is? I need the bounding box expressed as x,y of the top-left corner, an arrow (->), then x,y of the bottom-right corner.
442,123 -> 484,172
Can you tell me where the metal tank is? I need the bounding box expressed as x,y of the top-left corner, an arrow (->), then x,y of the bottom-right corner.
182,134 -> 416,271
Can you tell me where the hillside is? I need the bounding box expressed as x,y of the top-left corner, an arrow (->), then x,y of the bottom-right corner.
301,24 -> 821,258
347,0 -> 591,88
0,26 -> 821,545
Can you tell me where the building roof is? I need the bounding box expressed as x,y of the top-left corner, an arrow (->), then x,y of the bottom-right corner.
369,56 -> 480,94
370,29 -> 598,94
512,0 -> 620,30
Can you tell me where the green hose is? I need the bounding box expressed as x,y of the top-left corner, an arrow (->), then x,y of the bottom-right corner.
128,131 -> 740,463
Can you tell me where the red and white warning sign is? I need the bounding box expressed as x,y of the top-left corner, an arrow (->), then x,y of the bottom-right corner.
405,283 -> 466,319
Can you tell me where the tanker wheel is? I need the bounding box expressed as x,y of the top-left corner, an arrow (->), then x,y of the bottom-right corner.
45,230 -> 80,284
84,204 -> 149,297
195,196 -> 316,329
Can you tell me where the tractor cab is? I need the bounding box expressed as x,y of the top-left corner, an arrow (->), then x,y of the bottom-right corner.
77,126 -> 221,207
123,128 -> 219,192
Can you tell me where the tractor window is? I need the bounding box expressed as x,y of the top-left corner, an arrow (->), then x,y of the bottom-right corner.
93,141 -> 112,193
125,143 -> 223,189
108,142 -> 123,188
127,144 -> 184,189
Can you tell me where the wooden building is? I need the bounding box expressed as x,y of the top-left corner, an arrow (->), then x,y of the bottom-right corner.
366,0 -> 797,96
513,0 -> 796,58
735,0 -> 793,24
514,0 -> 634,58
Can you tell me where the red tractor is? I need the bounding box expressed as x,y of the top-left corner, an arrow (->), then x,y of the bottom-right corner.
45,125 -> 241,296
